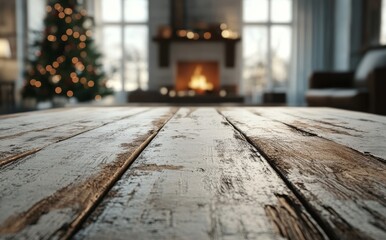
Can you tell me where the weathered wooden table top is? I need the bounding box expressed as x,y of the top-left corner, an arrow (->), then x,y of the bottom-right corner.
0,107 -> 385,240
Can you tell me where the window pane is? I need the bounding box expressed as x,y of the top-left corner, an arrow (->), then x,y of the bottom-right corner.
124,0 -> 148,22
243,26 -> 268,93
101,0 -> 122,22
124,26 -> 148,91
243,0 -> 269,22
381,0 -> 386,44
102,26 -> 122,91
271,0 -> 292,22
271,26 -> 291,88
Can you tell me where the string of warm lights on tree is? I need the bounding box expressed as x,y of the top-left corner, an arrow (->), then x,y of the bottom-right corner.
23,0 -> 112,102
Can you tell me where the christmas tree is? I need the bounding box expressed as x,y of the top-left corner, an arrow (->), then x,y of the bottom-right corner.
23,0 -> 112,102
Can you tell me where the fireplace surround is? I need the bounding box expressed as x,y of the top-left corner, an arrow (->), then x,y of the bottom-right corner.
146,0 -> 242,101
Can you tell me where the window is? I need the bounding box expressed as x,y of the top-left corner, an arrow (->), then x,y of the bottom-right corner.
381,0 -> 386,44
97,0 -> 148,92
242,0 -> 292,97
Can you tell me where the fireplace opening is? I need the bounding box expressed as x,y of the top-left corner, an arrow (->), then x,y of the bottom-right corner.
176,61 -> 219,94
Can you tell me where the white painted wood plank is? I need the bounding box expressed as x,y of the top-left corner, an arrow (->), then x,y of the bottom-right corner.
0,107 -> 149,139
221,108 -> 386,240
321,107 -> 386,124
74,108 -> 327,240
252,107 -> 386,160
0,107 -> 175,239
0,107 -> 149,166
0,107 -> 88,138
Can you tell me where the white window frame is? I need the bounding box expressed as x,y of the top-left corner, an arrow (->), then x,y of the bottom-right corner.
242,0 -> 293,93
94,0 -> 149,92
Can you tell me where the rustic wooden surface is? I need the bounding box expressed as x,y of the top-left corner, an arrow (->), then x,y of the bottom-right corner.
0,107 -> 175,239
0,107 -> 149,166
75,108 -> 326,240
251,107 -> 386,161
221,108 -> 386,240
0,107 -> 385,240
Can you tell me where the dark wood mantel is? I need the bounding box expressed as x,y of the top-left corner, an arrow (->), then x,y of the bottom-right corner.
153,37 -> 241,68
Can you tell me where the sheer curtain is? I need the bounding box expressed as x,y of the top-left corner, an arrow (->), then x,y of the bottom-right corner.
288,0 -> 334,105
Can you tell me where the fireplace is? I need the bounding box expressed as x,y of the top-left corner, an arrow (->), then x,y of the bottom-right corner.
144,0 -> 243,103
129,0 -> 243,103
176,61 -> 219,94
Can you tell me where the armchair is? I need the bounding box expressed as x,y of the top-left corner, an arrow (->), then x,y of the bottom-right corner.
306,47 -> 386,115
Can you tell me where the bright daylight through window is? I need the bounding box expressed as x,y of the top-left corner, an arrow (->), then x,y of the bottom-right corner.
381,0 -> 386,44
243,0 -> 292,98
97,0 -> 148,92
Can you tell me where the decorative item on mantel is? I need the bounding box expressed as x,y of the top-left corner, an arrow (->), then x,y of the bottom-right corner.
154,22 -> 241,68
156,22 -> 239,41
157,25 -> 173,39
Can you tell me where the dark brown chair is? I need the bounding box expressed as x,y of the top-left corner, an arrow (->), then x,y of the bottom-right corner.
306,47 -> 386,115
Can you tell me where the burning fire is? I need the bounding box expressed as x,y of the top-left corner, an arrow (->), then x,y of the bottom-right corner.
188,65 -> 214,92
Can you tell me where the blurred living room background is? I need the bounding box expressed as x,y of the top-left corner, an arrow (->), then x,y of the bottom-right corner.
1,0 -> 386,114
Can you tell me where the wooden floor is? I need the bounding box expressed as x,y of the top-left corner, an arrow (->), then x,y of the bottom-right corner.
0,107 -> 385,240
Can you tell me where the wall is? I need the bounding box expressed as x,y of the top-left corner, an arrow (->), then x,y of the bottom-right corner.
148,0 -> 242,92
184,0 -> 240,32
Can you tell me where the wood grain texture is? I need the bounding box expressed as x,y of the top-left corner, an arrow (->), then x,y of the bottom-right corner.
0,107 -> 149,166
321,107 -> 386,124
220,108 -> 386,240
74,108 -> 327,240
0,107 -> 175,239
252,107 -> 386,161
0,107 -> 86,137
